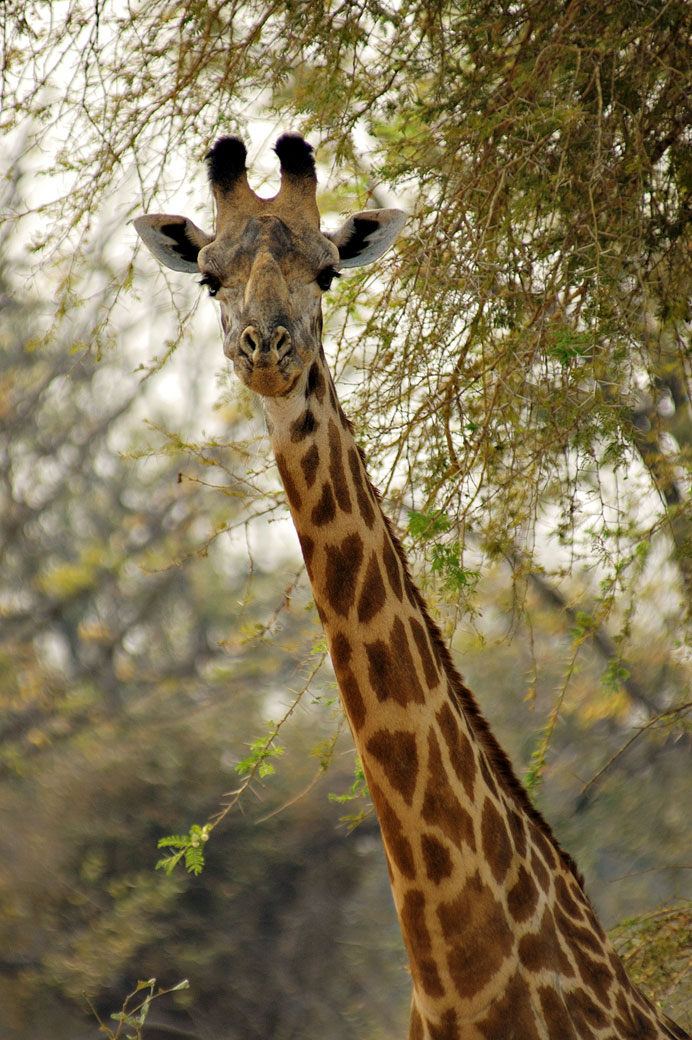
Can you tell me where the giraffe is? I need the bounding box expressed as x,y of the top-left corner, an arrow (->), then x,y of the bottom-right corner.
134,134 -> 690,1040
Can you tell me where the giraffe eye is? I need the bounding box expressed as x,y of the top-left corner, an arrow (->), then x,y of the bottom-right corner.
316,266 -> 341,292
199,273 -> 222,297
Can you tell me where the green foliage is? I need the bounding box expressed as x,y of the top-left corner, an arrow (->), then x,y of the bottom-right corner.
545,328 -> 593,368
407,509 -> 451,539
328,756 -> 372,829
408,511 -> 479,598
430,542 -> 479,595
156,825 -> 210,877
601,657 -> 631,695
612,903 -> 692,1023
235,730 -> 285,779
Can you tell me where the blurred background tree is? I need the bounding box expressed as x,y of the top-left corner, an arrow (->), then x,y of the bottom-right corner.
1,0 -> 691,1035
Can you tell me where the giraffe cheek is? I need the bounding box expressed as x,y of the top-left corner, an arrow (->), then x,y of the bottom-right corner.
292,316 -> 321,364
222,327 -> 238,360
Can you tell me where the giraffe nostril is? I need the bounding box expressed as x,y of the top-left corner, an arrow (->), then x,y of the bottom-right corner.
239,324 -> 292,361
240,325 -> 262,357
272,325 -> 292,359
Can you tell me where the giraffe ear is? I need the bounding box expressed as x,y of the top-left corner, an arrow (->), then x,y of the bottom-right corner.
134,214 -> 213,273
326,209 -> 406,268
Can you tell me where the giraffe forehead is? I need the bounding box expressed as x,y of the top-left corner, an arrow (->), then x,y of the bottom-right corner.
201,213 -> 336,275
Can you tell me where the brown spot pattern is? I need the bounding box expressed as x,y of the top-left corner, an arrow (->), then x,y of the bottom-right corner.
339,669 -> 366,731
537,986 -> 578,1039
328,418 -> 352,513
436,702 -> 476,799
555,874 -> 584,921
311,481 -> 336,526
324,532 -> 363,616
290,409 -> 318,442
298,533 -> 315,579
507,809 -> 527,859
437,870 -> 513,999
391,617 -> 426,702
347,448 -> 375,528
421,833 -> 453,883
410,617 -> 439,688
306,360 -> 325,402
365,640 -> 392,699
565,987 -> 609,1034
555,905 -> 602,956
382,532 -> 403,598
275,452 -> 301,511
366,728 -> 418,806
357,551 -> 386,623
476,972 -> 541,1040
365,621 -> 425,707
481,798 -> 513,884
589,906 -> 608,944
478,751 -> 499,798
401,889 -> 446,998
405,578 -> 418,608
571,943 -> 613,1006
609,947 -> 631,989
408,1004 -> 424,1040
422,730 -> 476,851
300,443 -> 320,488
370,782 -> 415,878
614,991 -> 659,1039
517,906 -> 575,979
330,631 -> 351,670
507,864 -> 539,923
425,1010 -> 459,1040
530,847 -> 550,893
532,826 -> 557,870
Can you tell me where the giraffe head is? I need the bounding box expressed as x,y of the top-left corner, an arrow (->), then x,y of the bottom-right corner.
135,134 -> 405,397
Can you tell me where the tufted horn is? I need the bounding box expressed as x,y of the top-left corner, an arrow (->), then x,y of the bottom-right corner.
206,136 -> 260,218
273,133 -> 320,227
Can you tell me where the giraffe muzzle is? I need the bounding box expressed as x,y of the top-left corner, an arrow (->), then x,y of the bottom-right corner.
239,324 -> 292,365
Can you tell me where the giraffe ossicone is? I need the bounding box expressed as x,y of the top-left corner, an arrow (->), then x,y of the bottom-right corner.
135,134 -> 689,1040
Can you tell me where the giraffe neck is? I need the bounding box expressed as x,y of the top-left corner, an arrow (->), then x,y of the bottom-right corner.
263,352 -> 680,1040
